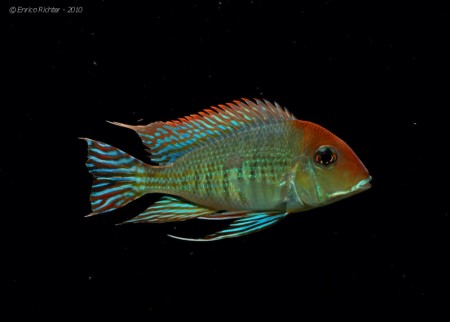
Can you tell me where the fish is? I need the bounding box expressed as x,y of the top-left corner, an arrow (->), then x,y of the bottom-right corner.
82,98 -> 371,241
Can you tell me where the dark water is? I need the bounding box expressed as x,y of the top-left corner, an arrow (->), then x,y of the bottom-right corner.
10,1 -> 449,320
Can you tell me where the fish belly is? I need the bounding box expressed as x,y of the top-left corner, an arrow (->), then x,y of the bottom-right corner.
159,125 -> 297,211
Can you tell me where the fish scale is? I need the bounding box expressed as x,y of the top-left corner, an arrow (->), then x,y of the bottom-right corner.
156,123 -> 299,211
83,98 -> 371,241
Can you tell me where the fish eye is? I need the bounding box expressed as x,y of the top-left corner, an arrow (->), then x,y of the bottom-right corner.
314,146 -> 337,167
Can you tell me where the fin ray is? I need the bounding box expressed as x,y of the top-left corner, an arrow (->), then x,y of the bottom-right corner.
122,196 -> 216,224
83,138 -> 151,216
168,212 -> 288,241
110,98 -> 296,165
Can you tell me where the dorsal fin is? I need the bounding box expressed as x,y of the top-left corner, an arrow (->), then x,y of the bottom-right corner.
110,98 -> 296,165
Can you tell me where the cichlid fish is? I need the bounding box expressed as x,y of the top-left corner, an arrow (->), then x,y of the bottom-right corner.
83,99 -> 371,241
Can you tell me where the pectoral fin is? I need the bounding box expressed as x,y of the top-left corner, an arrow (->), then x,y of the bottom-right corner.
168,212 -> 287,241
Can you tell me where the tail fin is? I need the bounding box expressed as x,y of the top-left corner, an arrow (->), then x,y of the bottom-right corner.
82,138 -> 151,216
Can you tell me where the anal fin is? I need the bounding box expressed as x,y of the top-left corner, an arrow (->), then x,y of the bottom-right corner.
168,212 -> 287,241
122,196 -> 216,224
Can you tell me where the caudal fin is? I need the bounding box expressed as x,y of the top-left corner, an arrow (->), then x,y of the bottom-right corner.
82,138 -> 151,216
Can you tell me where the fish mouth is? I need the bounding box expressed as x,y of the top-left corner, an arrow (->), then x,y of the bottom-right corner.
328,176 -> 372,200
350,176 -> 372,193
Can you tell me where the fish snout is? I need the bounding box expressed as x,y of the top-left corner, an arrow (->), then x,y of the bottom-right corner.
352,175 -> 372,192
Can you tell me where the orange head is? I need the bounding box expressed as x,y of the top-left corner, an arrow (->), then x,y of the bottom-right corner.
292,120 -> 371,209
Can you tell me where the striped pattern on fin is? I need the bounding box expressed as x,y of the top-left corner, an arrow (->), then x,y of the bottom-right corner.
122,196 -> 216,224
109,98 -> 296,165
168,212 -> 288,241
83,138 -> 148,216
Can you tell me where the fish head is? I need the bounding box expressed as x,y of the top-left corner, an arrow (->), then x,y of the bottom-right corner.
293,121 -> 371,208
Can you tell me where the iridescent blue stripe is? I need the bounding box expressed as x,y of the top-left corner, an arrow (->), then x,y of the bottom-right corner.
92,194 -> 122,211
90,147 -> 120,156
89,154 -> 135,164
89,167 -> 133,173
91,185 -> 130,197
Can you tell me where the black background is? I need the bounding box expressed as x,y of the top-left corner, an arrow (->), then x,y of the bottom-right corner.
10,0 -> 449,321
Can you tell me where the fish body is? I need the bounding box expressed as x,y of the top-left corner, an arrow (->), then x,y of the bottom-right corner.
84,99 -> 371,241
150,122 -> 299,211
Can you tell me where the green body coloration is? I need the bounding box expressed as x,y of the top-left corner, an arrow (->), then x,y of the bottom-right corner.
148,122 -> 303,213
84,99 -> 371,241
